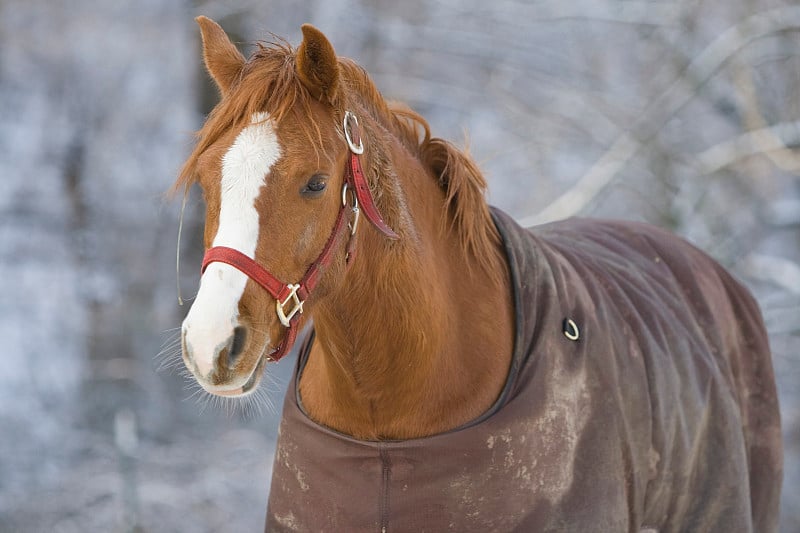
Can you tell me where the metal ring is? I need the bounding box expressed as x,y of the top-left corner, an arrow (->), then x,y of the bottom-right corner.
342,182 -> 359,206
343,111 -> 364,155
341,183 -> 360,235
563,318 -> 580,341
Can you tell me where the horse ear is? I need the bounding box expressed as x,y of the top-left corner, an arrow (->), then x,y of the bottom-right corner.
296,24 -> 339,104
196,16 -> 245,95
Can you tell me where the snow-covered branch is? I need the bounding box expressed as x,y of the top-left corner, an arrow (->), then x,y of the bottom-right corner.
518,6 -> 800,226
696,121 -> 800,174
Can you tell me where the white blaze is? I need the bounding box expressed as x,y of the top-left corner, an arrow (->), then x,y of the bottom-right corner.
183,112 -> 280,377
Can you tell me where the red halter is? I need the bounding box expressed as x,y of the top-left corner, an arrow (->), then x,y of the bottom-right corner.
201,111 -> 398,362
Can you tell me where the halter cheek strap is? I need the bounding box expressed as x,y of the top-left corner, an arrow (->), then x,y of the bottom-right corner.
343,112 -> 399,239
200,111 -> 398,362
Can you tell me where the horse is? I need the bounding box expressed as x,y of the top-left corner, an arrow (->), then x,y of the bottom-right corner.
175,16 -> 783,532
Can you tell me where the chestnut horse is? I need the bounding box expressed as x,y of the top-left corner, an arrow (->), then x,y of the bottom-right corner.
177,17 -> 782,532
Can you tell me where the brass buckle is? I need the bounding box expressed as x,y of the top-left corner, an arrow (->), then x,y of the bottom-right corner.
276,283 -> 304,327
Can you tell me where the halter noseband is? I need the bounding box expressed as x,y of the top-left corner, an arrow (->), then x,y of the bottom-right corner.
200,111 -> 398,362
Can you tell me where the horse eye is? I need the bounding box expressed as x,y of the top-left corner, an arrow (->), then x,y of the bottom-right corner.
302,175 -> 328,196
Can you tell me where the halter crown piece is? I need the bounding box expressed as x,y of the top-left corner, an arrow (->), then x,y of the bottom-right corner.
200,111 -> 399,362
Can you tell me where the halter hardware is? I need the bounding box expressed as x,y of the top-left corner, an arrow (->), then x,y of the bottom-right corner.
276,284 -> 304,327
343,111 -> 364,154
342,183 -> 360,235
200,111 -> 398,362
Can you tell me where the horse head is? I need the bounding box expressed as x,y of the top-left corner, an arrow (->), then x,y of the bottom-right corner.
178,17 -> 395,397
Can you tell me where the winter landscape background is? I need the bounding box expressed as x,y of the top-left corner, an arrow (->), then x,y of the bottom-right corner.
1,0 -> 798,531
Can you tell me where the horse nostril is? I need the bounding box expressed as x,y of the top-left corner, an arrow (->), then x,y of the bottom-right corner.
229,326 -> 247,363
212,327 -> 249,374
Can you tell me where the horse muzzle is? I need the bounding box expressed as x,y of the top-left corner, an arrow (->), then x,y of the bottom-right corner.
181,319 -> 271,397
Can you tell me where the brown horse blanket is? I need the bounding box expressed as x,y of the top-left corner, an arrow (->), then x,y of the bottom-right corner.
266,209 -> 782,532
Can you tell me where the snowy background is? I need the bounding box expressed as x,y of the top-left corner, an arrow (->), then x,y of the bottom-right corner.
0,0 -> 798,531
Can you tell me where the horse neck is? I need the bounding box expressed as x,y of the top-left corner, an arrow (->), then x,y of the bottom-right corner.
298,116 -> 515,440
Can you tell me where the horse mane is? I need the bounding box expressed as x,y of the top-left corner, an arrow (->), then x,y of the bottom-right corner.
336,59 -> 501,262
174,41 -> 500,268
